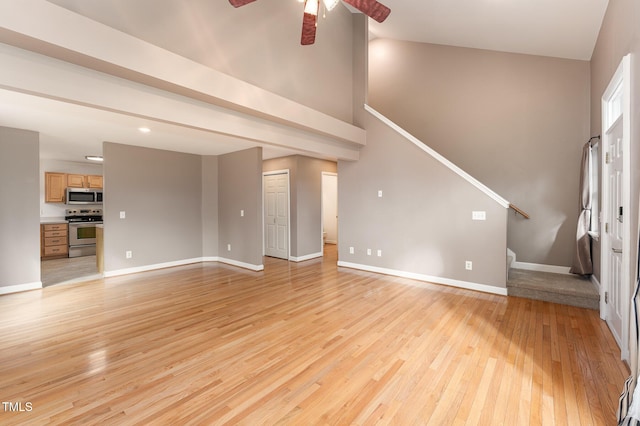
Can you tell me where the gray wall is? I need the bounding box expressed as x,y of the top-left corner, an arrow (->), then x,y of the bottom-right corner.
339,113 -> 508,288
263,155 -> 337,258
218,147 -> 263,268
202,156 -> 219,258
49,0 -> 355,122
103,143 -> 203,271
590,0 -> 640,283
368,39 -> 591,267
0,127 -> 40,289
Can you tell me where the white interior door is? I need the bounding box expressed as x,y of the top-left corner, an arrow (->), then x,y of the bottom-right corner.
264,172 -> 289,260
322,173 -> 338,245
601,54 -> 631,361
605,116 -> 624,345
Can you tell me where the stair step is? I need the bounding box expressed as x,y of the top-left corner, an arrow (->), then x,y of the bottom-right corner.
507,269 -> 599,310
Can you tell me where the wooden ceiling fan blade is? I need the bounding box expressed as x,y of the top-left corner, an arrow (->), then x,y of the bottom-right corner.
301,0 -> 318,45
342,0 -> 391,23
228,0 -> 258,7
301,12 -> 317,45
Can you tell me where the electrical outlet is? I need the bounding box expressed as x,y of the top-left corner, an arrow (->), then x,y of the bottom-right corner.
240,210 -> 244,217
227,244 -> 231,252
465,261 -> 473,270
126,250 -> 132,259
378,190 -> 383,198
349,247 -> 354,254
367,248 -> 372,256
120,211 -> 126,219
377,250 -> 382,257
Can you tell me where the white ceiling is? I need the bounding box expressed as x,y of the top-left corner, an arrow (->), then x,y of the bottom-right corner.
369,0 -> 609,60
0,0 -> 609,164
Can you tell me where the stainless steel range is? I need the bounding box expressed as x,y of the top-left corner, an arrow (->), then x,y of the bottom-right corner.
65,208 -> 103,258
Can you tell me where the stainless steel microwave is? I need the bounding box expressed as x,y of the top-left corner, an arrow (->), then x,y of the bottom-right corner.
66,188 -> 103,205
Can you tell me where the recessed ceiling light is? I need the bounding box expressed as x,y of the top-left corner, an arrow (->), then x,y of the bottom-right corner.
85,155 -> 104,162
138,127 -> 151,133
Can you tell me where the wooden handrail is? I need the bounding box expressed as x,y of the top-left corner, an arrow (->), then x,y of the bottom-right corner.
509,203 -> 530,219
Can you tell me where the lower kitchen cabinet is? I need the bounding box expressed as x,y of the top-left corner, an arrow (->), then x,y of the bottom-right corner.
41,223 -> 68,259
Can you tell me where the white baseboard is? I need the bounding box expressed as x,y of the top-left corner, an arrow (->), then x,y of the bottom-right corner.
2,257 -> 264,294
215,257 -> 264,271
105,256 -> 264,277
104,257 -> 204,277
337,261 -> 508,296
0,281 -> 43,295
511,261 -> 571,275
290,252 -> 323,262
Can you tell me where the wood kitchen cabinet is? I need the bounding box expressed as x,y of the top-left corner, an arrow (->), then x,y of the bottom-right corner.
67,174 -> 103,189
66,174 -> 86,188
41,223 -> 68,259
86,175 -> 103,188
45,172 -> 103,203
44,172 -> 67,203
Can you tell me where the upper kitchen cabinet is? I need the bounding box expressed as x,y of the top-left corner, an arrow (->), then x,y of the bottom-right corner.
67,174 -> 103,189
67,174 -> 85,188
86,175 -> 103,189
45,172 -> 66,203
45,172 -> 104,203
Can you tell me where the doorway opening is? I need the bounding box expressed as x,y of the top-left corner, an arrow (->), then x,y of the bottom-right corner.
321,172 -> 338,255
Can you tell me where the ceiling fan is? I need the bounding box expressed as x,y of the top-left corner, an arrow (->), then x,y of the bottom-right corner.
228,0 -> 391,45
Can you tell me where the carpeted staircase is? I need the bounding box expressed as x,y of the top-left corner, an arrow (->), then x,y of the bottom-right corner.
507,268 -> 600,310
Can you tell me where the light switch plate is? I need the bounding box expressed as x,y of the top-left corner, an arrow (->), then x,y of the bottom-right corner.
472,211 -> 486,221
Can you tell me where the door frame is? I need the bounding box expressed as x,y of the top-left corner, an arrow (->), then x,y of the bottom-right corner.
321,172 -> 338,255
600,54 -> 631,361
262,170 -> 291,260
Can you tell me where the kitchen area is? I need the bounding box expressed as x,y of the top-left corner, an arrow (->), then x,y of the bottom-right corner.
40,158 -> 104,287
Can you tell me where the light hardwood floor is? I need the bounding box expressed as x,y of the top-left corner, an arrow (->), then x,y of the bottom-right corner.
0,246 -> 629,425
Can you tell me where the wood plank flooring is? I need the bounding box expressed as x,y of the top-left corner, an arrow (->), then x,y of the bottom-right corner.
0,246 -> 629,425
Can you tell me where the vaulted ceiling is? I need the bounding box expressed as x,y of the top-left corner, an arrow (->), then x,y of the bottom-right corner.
369,0 -> 608,60
0,0 -> 609,163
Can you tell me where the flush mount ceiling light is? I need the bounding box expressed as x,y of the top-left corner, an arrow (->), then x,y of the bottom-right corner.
229,0 -> 390,45
85,155 -> 103,162
138,127 -> 151,133
323,0 -> 340,11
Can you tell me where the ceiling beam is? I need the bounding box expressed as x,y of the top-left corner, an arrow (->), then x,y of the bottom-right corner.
0,0 -> 365,160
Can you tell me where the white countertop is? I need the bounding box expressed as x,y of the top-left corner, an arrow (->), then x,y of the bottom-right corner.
40,217 -> 67,224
